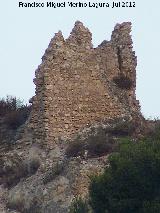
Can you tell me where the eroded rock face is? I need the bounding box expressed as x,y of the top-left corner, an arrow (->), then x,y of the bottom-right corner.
0,126 -> 109,213
27,21 -> 144,147
6,154 -> 107,213
1,121 -> 143,213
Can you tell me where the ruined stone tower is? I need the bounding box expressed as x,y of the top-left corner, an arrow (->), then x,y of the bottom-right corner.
28,21 -> 142,145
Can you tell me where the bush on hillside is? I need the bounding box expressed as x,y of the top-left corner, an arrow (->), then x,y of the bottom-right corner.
4,107 -> 30,130
0,96 -> 23,116
89,134 -> 160,213
109,120 -> 136,136
65,136 -> 85,158
66,127 -> 117,158
86,128 -> 116,157
0,96 -> 31,130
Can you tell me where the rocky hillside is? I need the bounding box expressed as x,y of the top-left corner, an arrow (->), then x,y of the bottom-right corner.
0,113 -> 150,213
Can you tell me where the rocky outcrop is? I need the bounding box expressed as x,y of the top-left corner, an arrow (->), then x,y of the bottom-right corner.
0,137 -> 108,213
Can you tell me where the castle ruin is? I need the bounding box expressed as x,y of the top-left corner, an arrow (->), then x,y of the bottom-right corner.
28,21 -> 142,145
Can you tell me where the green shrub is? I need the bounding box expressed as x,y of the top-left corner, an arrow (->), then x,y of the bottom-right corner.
89,137 -> 160,213
69,197 -> 89,213
4,107 -> 30,130
142,200 -> 160,213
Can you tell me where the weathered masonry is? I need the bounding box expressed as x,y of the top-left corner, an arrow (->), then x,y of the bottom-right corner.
28,21 -> 142,145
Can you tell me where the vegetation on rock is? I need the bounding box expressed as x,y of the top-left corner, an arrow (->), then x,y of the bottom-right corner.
66,127 -> 117,158
113,74 -> 133,90
0,95 -> 31,130
89,127 -> 160,213
69,124 -> 160,213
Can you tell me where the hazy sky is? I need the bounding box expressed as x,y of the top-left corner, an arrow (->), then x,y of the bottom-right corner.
1,0 -> 160,118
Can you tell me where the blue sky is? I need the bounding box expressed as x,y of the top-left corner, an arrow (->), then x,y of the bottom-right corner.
0,0 -> 160,118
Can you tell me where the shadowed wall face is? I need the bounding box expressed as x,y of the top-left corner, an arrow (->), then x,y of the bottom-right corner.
28,21 -> 141,144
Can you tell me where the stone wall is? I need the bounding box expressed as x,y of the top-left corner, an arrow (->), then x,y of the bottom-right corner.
28,21 -> 142,145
